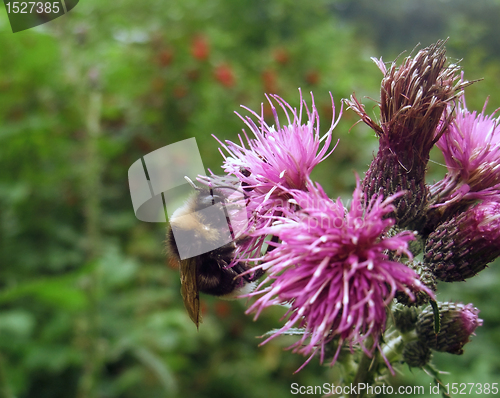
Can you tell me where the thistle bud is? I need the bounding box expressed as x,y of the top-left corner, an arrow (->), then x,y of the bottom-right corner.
424,201 -> 500,282
403,341 -> 432,368
346,41 -> 468,230
416,302 -> 483,355
393,304 -> 418,333
396,261 -> 436,307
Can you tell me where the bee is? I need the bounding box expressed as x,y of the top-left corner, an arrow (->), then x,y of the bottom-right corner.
166,177 -> 263,329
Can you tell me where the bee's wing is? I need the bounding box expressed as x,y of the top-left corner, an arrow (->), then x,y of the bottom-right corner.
179,257 -> 201,329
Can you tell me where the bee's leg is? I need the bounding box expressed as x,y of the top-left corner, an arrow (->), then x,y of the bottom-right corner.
231,261 -> 250,279
230,261 -> 264,282
265,235 -> 280,254
248,268 -> 265,281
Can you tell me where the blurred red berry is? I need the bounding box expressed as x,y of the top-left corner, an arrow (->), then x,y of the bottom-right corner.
321,102 -> 334,121
261,69 -> 277,93
173,85 -> 188,98
201,302 -> 208,317
157,49 -> 173,67
273,47 -> 289,64
262,102 -> 274,119
191,34 -> 210,61
305,70 -> 320,85
214,63 -> 235,88
186,68 -> 200,81
214,301 -> 231,318
151,76 -> 165,92
133,136 -> 155,153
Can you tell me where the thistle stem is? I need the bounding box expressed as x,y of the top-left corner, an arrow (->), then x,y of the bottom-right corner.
0,352 -> 14,398
350,337 -> 378,398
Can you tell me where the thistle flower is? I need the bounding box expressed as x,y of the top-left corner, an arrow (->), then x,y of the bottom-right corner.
214,90 -> 341,256
416,302 -> 483,355
429,94 -> 500,209
424,201 -> 500,282
346,41 -> 468,230
245,181 -> 433,369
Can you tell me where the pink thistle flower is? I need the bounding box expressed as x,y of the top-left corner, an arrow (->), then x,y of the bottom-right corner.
429,94 -> 500,207
214,90 -> 342,256
245,180 -> 434,370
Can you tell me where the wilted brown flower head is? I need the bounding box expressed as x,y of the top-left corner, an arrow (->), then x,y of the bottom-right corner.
346,40 -> 470,230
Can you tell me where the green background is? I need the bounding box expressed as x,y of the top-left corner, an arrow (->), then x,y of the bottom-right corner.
0,0 -> 499,397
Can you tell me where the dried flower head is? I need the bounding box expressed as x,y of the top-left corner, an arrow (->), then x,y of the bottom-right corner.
346,41 -> 468,230
245,181 -> 433,370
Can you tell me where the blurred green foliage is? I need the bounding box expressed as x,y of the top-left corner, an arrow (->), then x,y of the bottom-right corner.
0,1 -> 499,397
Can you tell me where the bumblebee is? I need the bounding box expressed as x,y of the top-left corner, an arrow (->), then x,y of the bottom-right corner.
166,178 -> 262,328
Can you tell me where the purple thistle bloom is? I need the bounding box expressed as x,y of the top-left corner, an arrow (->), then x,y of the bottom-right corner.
430,94 -> 500,207
214,90 -> 342,256
244,181 -> 434,370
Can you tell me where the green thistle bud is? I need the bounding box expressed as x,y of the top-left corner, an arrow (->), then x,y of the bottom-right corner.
393,304 -> 418,333
403,341 -> 432,368
416,302 -> 483,355
396,261 -> 436,307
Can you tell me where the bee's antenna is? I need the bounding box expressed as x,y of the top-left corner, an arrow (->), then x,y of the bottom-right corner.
184,176 -> 200,190
196,175 -> 250,199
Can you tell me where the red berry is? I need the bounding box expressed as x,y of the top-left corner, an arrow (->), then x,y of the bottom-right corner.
261,69 -> 277,93
273,47 -> 289,64
305,70 -> 320,85
191,34 -> 210,61
173,85 -> 188,98
214,301 -> 231,318
157,49 -> 173,67
214,63 -> 235,88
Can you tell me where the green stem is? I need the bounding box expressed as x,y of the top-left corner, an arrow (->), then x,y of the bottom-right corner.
382,335 -> 404,363
53,17 -> 105,398
424,364 -> 452,398
76,87 -> 103,398
0,352 -> 14,398
350,337 -> 379,398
